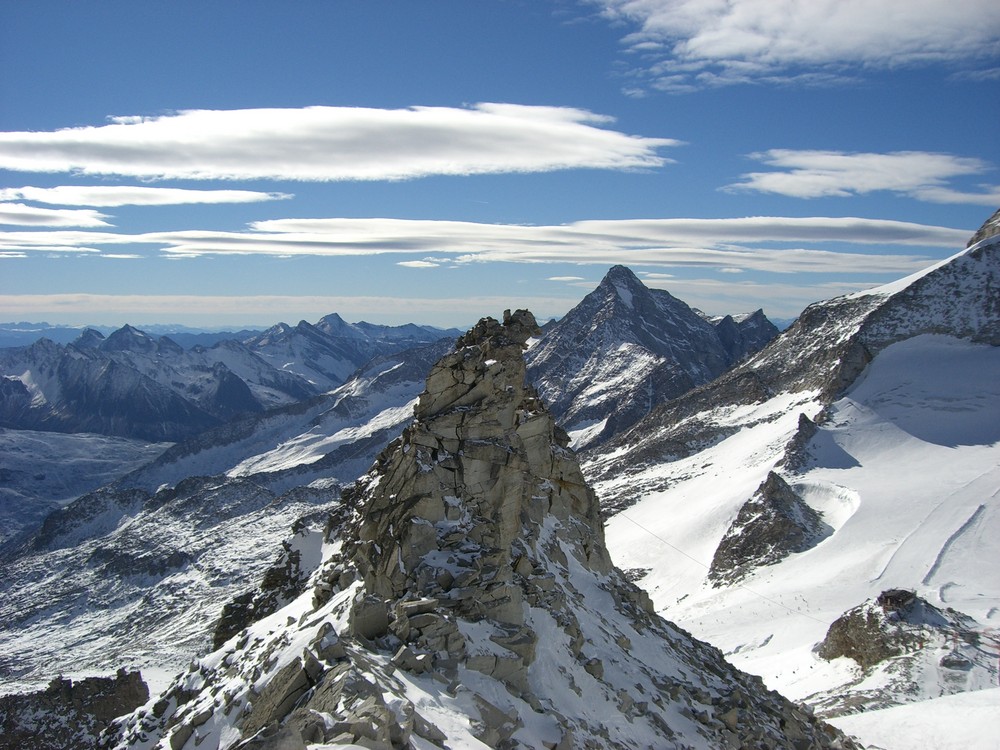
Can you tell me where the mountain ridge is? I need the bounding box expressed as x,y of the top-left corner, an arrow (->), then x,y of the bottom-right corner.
101,309 -> 858,750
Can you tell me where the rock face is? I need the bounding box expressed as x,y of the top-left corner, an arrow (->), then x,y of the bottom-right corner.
0,669 -> 147,750
526,265 -> 777,448
708,471 -> 830,586
352,308 -> 612,617
105,309 -> 857,750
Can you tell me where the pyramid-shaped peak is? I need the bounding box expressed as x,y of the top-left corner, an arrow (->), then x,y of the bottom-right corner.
599,264 -> 646,292
314,312 -> 362,338
602,264 -> 641,282
101,324 -> 157,352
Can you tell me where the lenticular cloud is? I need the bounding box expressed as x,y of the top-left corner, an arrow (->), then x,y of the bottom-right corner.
0,104 -> 679,181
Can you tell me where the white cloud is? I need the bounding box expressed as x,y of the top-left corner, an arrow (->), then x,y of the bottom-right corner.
0,215 -> 968,275
0,202 -> 112,228
0,104 -> 678,181
397,260 -> 440,268
0,185 -> 292,207
596,0 -> 1000,90
726,150 -> 1000,205
547,276 -> 587,281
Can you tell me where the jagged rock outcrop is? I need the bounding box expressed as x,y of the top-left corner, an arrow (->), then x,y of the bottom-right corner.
966,206 -> 1000,246
811,590 -> 995,716
0,669 -> 147,750
708,471 -> 830,586
526,265 -> 777,448
105,309 -> 857,750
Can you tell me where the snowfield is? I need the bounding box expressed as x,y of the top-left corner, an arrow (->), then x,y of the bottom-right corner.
602,333 -> 1000,745
829,687 -> 1000,750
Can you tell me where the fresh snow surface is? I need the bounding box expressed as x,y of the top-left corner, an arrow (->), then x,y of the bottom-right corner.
566,417 -> 608,449
227,397 -> 418,477
601,335 -> 1000,744
0,428 -> 170,544
829,688 -> 1000,750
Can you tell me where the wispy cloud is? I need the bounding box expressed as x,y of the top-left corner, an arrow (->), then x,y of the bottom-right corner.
397,259 -> 440,268
0,215 -> 966,274
595,0 -> 1000,91
0,202 -> 112,227
726,150 -> 1000,205
0,104 -> 678,181
0,185 -> 292,207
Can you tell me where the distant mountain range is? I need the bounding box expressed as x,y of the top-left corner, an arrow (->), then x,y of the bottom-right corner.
0,323 -> 265,350
0,317 -> 462,442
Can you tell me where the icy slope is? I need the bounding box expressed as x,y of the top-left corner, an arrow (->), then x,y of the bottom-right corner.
829,687 -> 1000,750
603,335 -> 999,703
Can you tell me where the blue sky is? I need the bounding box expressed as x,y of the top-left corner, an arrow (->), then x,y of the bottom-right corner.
1,0 -> 998,329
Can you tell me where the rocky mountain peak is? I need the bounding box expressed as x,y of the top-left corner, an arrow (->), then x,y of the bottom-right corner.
526,266 -> 775,448
72,327 -> 106,349
350,307 -> 612,618
314,311 -> 361,338
99,324 -> 159,353
598,265 -> 646,291
967,206 -> 1000,247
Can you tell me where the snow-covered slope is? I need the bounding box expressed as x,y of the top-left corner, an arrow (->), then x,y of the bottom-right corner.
0,477 -> 339,700
526,265 -> 777,448
120,338 -> 453,495
0,338 -> 222,441
590,221 -> 1000,745
0,428 -> 170,546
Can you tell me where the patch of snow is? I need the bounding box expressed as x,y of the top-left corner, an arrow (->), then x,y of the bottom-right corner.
566,418 -> 608,449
